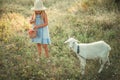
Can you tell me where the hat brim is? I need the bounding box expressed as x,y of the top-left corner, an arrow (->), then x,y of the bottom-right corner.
31,7 -> 47,11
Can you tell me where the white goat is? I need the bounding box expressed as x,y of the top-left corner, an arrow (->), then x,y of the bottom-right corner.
64,38 -> 111,75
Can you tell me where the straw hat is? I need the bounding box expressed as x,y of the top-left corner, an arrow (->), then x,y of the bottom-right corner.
31,0 -> 46,11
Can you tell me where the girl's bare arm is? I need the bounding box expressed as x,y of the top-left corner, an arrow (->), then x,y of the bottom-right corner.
34,11 -> 48,29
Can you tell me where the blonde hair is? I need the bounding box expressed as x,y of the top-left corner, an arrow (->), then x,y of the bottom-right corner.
32,11 -> 45,21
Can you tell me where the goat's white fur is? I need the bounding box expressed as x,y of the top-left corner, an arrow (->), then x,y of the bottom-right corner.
64,38 -> 111,75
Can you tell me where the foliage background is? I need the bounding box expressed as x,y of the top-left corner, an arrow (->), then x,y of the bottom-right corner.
0,0 -> 120,80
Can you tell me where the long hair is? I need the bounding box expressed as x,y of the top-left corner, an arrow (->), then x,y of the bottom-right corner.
32,11 -> 45,21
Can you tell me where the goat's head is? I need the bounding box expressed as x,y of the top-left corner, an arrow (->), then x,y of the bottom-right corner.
64,37 -> 79,48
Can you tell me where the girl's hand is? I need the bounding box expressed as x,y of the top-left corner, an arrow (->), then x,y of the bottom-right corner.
30,19 -> 35,24
33,25 -> 39,29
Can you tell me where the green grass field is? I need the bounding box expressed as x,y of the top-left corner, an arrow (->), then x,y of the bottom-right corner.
0,0 -> 120,80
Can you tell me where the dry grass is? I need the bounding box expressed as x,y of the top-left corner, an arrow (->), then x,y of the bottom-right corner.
0,0 -> 120,80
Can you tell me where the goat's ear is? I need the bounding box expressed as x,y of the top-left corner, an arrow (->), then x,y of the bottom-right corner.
64,41 -> 68,43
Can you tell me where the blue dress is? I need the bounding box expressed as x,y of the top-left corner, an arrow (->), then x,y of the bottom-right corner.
32,15 -> 51,44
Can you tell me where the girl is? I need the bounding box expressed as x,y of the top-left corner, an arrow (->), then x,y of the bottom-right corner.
30,0 -> 51,58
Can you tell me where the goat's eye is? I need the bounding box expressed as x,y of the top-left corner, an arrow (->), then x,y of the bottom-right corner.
72,42 -> 75,44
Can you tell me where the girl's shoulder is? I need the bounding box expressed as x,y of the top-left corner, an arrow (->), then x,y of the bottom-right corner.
41,11 -> 47,17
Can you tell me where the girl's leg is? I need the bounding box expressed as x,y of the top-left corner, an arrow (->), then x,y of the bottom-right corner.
42,44 -> 49,58
37,43 -> 42,56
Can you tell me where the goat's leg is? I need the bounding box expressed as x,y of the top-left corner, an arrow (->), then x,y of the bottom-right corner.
98,58 -> 107,73
98,64 -> 104,73
79,57 -> 86,75
81,65 -> 86,75
105,56 -> 110,69
107,56 -> 110,65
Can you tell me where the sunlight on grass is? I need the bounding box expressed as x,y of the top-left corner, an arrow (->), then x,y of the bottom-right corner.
0,0 -> 120,80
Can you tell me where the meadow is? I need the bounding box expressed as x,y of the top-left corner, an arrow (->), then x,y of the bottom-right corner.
0,0 -> 120,80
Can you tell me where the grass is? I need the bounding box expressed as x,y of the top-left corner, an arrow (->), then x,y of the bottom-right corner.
0,0 -> 120,80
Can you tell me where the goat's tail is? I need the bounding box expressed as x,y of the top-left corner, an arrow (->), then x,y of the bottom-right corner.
105,42 -> 111,51
103,41 -> 111,51
108,45 -> 111,51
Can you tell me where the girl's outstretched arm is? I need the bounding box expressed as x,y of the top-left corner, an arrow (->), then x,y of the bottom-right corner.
30,13 -> 35,24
